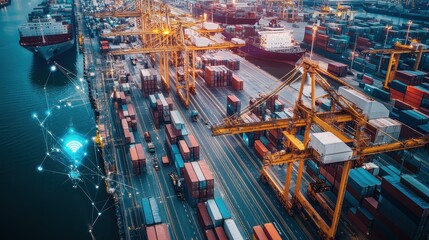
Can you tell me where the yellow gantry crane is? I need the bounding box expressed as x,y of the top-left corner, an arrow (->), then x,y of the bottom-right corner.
93,1 -> 244,108
362,42 -> 429,89
211,58 -> 429,239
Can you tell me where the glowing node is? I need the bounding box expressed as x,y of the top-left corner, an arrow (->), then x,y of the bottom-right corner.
95,185 -> 99,189
69,168 -> 81,180
98,212 -> 101,216
46,110 -> 51,116
32,113 -> 37,118
37,166 -> 43,172
50,65 -> 57,72
76,86 -> 80,90
46,152 -> 50,156
79,78 -> 83,82
92,202 -> 95,206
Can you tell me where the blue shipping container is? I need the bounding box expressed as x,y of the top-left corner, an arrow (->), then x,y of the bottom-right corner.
214,197 -> 231,220
142,198 -> 154,225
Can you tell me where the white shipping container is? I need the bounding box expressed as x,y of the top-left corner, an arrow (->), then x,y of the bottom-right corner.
224,219 -> 244,240
368,118 -> 401,143
202,22 -> 220,30
309,132 -> 353,164
231,38 -> 245,45
206,199 -> 222,227
338,87 -> 389,120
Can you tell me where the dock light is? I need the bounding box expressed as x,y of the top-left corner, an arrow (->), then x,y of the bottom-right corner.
162,29 -> 170,35
310,25 -> 318,60
405,20 -> 412,45
50,65 -> 57,72
378,25 -> 392,73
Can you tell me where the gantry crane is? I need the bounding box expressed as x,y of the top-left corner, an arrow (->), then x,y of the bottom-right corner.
362,42 -> 429,89
93,1 -> 244,108
211,58 -> 429,239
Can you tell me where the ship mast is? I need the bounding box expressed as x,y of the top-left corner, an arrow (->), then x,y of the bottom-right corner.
38,17 -> 46,45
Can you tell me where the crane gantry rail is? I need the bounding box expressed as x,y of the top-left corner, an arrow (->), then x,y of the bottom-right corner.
211,58 -> 429,239
93,0 -> 244,108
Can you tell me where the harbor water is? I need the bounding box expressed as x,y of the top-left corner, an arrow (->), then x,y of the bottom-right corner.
0,1 -> 118,239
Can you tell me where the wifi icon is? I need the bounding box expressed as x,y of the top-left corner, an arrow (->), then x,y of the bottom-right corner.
66,141 -> 83,153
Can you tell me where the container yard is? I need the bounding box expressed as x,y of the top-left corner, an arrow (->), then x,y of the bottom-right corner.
73,0 -> 429,240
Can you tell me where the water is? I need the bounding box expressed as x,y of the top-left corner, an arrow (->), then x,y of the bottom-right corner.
0,1 -> 118,239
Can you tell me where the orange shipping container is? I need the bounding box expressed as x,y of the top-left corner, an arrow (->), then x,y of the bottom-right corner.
263,223 -> 282,240
253,225 -> 269,240
129,146 -> 138,162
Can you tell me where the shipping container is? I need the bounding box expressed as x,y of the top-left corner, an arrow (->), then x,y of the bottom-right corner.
214,197 -> 231,220
309,132 -> 353,164
205,229 -> 216,240
141,198 -> 154,226
149,197 -> 162,224
154,224 -> 171,240
206,199 -> 223,227
146,226 -> 157,240
214,227 -> 228,240
197,202 -> 214,230
262,223 -> 282,240
253,225 -> 269,240
224,219 -> 244,240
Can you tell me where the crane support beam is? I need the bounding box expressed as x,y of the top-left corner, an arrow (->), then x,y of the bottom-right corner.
265,151 -> 311,166
313,115 -> 353,143
359,136 -> 429,156
212,113 -> 353,136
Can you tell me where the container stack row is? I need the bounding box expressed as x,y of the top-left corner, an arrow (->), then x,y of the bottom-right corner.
201,198 -> 244,240
231,74 -> 244,91
145,224 -> 171,240
183,160 -> 214,206
141,197 -> 162,226
371,175 -> 429,240
140,68 -> 158,97
199,53 -> 240,70
204,65 -> 233,87
148,93 -> 173,129
129,144 -> 146,175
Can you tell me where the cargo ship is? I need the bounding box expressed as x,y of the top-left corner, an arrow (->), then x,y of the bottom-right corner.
0,0 -> 11,8
363,2 -> 429,21
18,1 -> 75,61
223,19 -> 305,63
192,0 -> 261,25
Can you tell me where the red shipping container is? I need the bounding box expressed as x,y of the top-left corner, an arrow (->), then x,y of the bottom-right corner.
155,224 -> 170,240
126,104 -> 136,120
214,227 -> 228,240
205,229 -> 216,240
198,160 -> 214,187
135,144 -> 146,161
253,225 -> 269,240
390,89 -> 405,101
347,209 -> 370,235
231,74 -> 244,91
166,97 -> 174,110
197,202 -> 214,230
165,124 -> 177,144
188,134 -> 200,160
146,226 -> 157,240
254,140 -> 269,161
394,99 -> 414,110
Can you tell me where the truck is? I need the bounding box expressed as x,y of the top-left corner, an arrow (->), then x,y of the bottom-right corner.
190,110 -> 199,122
144,131 -> 151,142
148,142 -> 155,153
168,172 -> 184,200
161,156 -> 170,166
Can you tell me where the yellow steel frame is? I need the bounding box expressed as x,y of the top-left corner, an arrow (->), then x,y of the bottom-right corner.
362,43 -> 429,89
211,58 -> 429,239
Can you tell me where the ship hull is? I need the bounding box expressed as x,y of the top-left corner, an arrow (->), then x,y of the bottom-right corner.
22,38 -> 75,61
239,43 -> 305,63
193,7 -> 260,25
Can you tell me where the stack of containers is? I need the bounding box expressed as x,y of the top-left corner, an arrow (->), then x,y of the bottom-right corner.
149,95 -> 160,129
365,117 -> 402,144
227,95 -> 241,116
327,62 -> 348,77
395,70 -> 427,86
199,160 -> 214,199
206,199 -> 223,228
372,175 -> 429,239
362,74 -> 374,85
126,103 -> 137,131
201,53 -> 240,70
173,149 -> 185,177
141,197 -> 158,226
265,95 -> 279,112
274,99 -> 285,112
390,80 -> 408,101
240,112 -> 263,147
149,197 -> 162,225
254,140 -> 270,161
179,140 -> 191,162
316,33 -> 329,50
303,25 -> 314,44
398,109 -> 429,126
171,110 -> 185,137
165,124 -> 178,149
326,38 -> 348,53
158,93 -> 171,123
205,229 -> 216,240
404,85 -> 429,108
140,69 -> 158,97
121,118 -> 132,144
356,37 -> 373,51
183,134 -> 200,161
346,168 -> 381,206
183,160 -> 214,205
129,144 -> 146,175
204,65 -> 233,87
347,206 -> 374,235
231,74 -> 244,91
